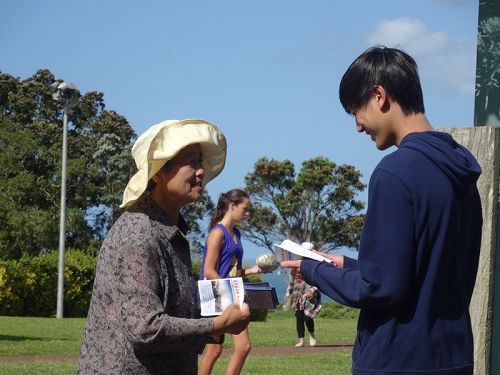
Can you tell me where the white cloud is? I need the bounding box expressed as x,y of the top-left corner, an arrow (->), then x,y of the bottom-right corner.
366,17 -> 476,94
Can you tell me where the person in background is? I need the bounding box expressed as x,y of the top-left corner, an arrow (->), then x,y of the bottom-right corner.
284,242 -> 321,347
77,119 -> 250,375
199,188 -> 265,375
281,47 -> 482,375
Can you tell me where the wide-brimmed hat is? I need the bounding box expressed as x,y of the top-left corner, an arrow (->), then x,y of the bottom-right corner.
120,118 -> 227,208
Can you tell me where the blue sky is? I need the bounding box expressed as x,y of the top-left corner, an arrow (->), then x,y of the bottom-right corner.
1,0 -> 479,262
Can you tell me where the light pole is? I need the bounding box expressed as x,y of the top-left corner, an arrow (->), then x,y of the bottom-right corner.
52,81 -> 78,319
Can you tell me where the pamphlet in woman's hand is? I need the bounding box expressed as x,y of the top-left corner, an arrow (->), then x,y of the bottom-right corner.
198,277 -> 244,316
273,239 -> 332,263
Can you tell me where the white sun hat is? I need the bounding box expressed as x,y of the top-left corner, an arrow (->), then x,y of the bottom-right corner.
120,118 -> 227,208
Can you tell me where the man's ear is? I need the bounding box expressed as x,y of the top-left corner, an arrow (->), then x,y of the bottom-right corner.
373,85 -> 390,112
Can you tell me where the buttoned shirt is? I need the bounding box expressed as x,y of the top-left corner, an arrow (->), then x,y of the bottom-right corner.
77,195 -> 213,374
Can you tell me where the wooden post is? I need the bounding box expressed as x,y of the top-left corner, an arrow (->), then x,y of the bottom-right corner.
441,127 -> 500,375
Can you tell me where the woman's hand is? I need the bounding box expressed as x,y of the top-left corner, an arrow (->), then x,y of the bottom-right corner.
280,260 -> 302,270
212,303 -> 250,336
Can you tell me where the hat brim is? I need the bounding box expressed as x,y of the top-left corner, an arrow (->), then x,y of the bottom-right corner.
120,119 -> 227,208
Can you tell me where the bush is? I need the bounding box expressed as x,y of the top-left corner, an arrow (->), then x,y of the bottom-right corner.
0,250 -> 96,317
318,301 -> 359,320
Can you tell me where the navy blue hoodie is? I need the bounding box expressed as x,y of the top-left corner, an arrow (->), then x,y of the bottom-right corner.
301,132 -> 482,374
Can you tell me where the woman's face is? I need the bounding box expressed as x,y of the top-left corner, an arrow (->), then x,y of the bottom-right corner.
230,197 -> 250,224
155,144 -> 205,206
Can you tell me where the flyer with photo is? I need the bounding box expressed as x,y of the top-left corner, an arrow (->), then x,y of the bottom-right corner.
198,277 -> 244,316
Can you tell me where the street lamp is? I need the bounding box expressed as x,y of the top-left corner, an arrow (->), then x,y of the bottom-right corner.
52,81 -> 78,319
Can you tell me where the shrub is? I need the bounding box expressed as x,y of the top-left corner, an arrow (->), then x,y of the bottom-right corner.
0,249 -> 96,317
318,301 -> 359,320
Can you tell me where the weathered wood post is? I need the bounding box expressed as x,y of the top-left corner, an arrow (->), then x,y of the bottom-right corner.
473,1 -> 500,373
440,127 -> 500,375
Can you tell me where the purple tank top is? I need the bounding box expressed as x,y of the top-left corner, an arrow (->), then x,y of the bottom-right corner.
200,224 -> 244,279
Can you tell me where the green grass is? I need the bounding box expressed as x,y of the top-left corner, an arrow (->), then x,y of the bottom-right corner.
0,362 -> 77,375
0,310 -> 356,355
0,309 -> 357,374
0,317 -> 85,356
210,351 -> 352,375
226,309 -> 357,348
0,352 -> 352,375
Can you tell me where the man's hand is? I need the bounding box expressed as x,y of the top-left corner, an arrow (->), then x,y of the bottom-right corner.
280,260 -> 302,269
212,303 -> 250,336
312,250 -> 344,268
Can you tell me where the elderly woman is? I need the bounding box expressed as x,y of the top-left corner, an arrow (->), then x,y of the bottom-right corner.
77,119 -> 250,375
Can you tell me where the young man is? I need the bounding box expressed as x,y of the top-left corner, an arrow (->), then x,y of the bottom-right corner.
282,47 -> 482,374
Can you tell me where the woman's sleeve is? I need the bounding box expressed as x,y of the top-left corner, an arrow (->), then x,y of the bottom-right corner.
110,221 -> 213,353
300,168 -> 415,309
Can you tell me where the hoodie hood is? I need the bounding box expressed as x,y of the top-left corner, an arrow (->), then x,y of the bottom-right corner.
400,131 -> 481,196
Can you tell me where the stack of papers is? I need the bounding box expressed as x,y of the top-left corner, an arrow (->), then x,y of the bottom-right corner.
243,282 -> 279,310
273,239 -> 332,263
198,278 -> 279,316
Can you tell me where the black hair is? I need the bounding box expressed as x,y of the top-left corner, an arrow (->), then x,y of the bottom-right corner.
339,46 -> 425,116
146,159 -> 173,192
209,189 -> 249,229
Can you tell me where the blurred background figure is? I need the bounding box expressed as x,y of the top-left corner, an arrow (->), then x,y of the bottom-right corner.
284,242 -> 322,347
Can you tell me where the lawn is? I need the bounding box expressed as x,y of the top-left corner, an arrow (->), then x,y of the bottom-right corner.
0,308 -> 357,374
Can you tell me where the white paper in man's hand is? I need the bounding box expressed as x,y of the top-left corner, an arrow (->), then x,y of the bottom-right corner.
273,239 -> 332,263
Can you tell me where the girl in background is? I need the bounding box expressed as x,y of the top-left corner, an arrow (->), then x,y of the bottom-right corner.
199,189 -> 263,375
284,247 -> 321,347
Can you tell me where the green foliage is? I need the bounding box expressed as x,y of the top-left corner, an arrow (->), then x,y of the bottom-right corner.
192,260 -> 202,280
0,69 -> 136,259
242,156 -> 366,252
475,10 -> 500,126
0,69 -> 214,260
318,301 -> 359,320
0,250 -> 96,317
182,191 -> 214,259
476,15 -> 500,96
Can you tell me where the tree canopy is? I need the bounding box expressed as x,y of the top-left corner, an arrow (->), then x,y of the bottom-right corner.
0,69 -> 215,260
0,69 -> 136,259
241,156 -> 366,252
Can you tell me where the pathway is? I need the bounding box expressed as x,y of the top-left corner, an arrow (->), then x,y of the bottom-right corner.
0,343 -> 353,363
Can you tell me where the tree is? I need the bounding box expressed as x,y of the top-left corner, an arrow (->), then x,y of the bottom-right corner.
475,6 -> 500,125
0,69 -> 136,259
0,69 -> 215,259
241,156 -> 366,253
181,191 -> 215,260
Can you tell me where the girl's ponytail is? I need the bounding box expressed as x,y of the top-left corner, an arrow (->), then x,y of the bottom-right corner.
209,189 -> 249,229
